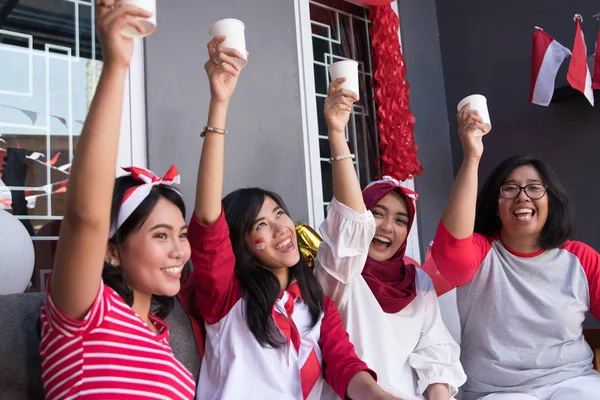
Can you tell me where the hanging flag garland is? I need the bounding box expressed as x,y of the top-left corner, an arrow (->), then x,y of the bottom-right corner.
369,4 -> 422,181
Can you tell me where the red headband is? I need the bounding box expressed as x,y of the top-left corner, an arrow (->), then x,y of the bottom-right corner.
109,165 -> 180,238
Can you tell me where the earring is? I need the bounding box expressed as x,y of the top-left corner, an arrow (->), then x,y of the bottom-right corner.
110,259 -> 117,266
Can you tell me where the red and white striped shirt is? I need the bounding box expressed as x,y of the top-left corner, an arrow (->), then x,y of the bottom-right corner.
40,282 -> 195,400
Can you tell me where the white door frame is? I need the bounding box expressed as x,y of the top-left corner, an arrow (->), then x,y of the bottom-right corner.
294,0 -> 325,228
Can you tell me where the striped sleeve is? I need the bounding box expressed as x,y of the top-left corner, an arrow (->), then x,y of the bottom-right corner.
43,280 -> 111,335
562,241 -> 600,318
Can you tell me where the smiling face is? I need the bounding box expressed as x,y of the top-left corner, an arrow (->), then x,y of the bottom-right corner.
244,196 -> 300,272
116,197 -> 191,297
368,190 -> 410,262
497,164 -> 549,242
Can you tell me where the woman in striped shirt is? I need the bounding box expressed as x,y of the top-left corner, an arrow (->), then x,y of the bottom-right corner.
39,2 -> 195,399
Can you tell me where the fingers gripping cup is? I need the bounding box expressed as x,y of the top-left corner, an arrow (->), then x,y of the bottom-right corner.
209,19 -> 247,67
457,94 -> 491,136
328,60 -> 360,99
119,0 -> 156,38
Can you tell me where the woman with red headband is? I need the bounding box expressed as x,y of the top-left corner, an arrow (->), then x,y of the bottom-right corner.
38,2 -> 195,399
315,80 -> 466,400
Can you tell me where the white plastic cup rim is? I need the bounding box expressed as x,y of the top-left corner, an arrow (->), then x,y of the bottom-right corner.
209,18 -> 246,36
328,60 -> 358,70
457,94 -> 487,112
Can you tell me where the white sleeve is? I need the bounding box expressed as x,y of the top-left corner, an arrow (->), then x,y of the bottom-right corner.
314,197 -> 375,310
409,270 -> 467,397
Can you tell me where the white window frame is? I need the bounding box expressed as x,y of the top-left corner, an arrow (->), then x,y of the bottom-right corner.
117,38 -> 147,173
294,0 -> 421,263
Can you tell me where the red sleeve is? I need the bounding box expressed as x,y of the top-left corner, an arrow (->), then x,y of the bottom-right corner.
318,296 -> 376,398
430,221 -> 492,286
562,241 -> 600,319
186,210 -> 241,324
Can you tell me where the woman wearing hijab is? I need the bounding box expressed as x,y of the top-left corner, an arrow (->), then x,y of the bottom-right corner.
315,80 -> 466,400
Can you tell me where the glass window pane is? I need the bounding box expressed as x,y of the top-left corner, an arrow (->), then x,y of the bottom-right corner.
309,0 -> 378,212
0,1 -> 130,292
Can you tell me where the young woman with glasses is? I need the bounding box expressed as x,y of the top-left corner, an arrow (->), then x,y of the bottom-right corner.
430,103 -> 600,400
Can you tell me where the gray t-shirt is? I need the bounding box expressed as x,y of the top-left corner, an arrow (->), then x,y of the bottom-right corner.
432,223 -> 600,400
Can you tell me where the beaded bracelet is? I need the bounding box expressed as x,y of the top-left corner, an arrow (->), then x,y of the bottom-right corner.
329,153 -> 355,163
200,126 -> 227,138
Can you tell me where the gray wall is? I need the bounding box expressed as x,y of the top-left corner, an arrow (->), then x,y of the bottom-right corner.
397,0 -> 454,255
145,0 -> 310,222
435,0 -> 600,250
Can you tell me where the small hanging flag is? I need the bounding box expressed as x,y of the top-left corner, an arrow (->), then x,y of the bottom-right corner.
528,27 -> 571,106
567,15 -> 594,105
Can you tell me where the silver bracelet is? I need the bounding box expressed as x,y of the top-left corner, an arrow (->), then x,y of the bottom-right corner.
200,126 -> 227,138
329,153 -> 355,163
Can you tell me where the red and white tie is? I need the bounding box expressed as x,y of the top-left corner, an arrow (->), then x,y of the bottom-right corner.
272,282 -> 322,399
109,165 -> 180,238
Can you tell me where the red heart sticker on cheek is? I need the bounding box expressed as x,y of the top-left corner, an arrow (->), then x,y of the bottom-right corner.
254,238 -> 267,251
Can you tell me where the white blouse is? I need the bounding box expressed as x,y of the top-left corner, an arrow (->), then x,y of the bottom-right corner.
315,198 -> 466,400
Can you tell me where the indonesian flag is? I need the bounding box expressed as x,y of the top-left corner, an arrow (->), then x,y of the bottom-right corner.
528,27 -> 571,106
593,28 -> 600,90
567,16 -> 594,106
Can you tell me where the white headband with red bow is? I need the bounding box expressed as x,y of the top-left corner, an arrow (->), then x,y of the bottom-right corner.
109,165 -> 181,238
365,175 -> 419,201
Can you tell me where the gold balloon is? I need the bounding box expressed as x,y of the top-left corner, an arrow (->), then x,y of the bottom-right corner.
295,223 -> 323,268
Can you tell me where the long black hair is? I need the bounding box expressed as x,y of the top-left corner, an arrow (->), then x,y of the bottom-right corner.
475,155 -> 574,249
104,175 -> 190,319
222,188 -> 324,348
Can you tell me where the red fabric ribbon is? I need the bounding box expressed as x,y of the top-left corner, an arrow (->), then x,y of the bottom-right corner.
369,5 -> 422,181
272,282 -> 321,399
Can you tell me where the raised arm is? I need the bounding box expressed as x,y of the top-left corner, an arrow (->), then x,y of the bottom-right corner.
194,38 -> 245,225
432,105 -> 489,285
315,80 -> 375,308
50,2 -> 151,319
325,78 -> 363,212
186,38 -> 246,323
440,104 -> 485,239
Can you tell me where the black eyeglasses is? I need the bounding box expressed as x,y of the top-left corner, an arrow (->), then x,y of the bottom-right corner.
500,184 -> 547,200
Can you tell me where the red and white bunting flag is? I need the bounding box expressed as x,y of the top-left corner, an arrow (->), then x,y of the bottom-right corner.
567,16 -> 594,106
528,27 -> 571,106
592,28 -> 600,90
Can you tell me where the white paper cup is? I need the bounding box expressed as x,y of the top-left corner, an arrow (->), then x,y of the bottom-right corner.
457,94 -> 491,136
119,0 -> 156,38
328,60 -> 359,99
209,19 -> 247,67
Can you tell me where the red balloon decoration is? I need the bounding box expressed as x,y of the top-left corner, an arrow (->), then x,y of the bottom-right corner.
361,0 -> 394,6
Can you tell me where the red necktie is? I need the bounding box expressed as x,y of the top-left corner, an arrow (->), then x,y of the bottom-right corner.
272,282 -> 322,399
